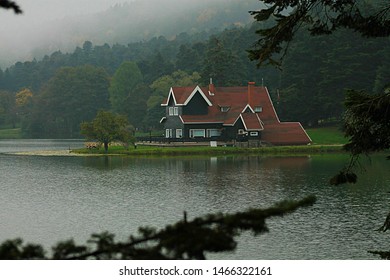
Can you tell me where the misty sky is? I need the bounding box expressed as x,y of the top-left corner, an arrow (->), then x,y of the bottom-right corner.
0,0 -> 229,68
0,1 -> 134,66
3,0 -> 131,21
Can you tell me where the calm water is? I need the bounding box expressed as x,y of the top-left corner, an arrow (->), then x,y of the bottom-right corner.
0,139 -> 389,259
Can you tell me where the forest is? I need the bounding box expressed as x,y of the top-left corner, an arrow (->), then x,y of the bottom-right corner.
0,17 -> 389,138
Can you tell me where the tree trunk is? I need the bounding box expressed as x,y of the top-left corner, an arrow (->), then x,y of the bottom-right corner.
104,142 -> 109,153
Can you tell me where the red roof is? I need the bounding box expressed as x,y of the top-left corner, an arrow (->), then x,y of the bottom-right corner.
241,113 -> 264,130
162,83 -> 311,145
262,123 -> 311,145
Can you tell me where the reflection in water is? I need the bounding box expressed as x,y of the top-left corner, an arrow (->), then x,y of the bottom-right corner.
1,143 -> 390,259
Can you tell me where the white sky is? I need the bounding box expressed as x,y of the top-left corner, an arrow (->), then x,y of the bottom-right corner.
0,1 -> 134,66
0,0 -> 231,67
1,0 -> 131,21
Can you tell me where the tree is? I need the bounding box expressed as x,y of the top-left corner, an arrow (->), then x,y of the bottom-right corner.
0,196 -> 315,259
27,65 -> 110,138
109,61 -> 144,115
0,90 -> 15,127
145,70 -> 201,129
373,44 -> 390,94
249,0 -> 390,67
124,83 -> 150,130
138,52 -> 175,84
329,86 -> 390,186
80,110 -> 134,153
201,36 -> 245,86
14,88 -> 33,130
176,44 -> 202,73
150,70 -> 201,98
15,88 -> 33,108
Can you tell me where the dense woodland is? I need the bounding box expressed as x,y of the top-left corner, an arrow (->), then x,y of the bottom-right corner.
0,19 -> 389,138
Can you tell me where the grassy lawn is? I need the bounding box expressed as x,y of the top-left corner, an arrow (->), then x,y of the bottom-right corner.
73,143 -> 344,157
306,126 -> 347,145
0,128 -> 22,139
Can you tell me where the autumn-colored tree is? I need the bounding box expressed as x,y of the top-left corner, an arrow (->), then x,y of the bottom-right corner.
15,88 -> 33,107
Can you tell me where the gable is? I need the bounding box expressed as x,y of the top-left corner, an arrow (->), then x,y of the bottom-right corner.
161,88 -> 177,106
161,86 -> 212,107
182,90 -> 209,115
240,113 -> 264,131
184,86 -> 212,106
241,104 -> 255,114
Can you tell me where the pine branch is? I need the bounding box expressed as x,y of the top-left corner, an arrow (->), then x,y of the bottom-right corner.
0,0 -> 22,14
65,195 -> 316,260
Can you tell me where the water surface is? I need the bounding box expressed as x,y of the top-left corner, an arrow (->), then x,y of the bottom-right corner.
0,140 -> 389,259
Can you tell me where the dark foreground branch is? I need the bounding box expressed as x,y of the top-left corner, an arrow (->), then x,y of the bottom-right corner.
0,0 -> 22,14
368,210 -> 390,259
0,195 -> 316,260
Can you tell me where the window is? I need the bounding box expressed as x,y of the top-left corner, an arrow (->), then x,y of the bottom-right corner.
220,106 -> 230,112
168,107 -> 179,116
250,131 -> 259,136
176,129 -> 183,138
238,129 -> 246,135
165,129 -> 172,138
189,129 -> 205,138
254,106 -> 263,113
207,129 -> 221,137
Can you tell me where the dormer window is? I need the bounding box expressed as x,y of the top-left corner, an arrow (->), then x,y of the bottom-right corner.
220,106 -> 230,112
254,106 -> 263,113
169,107 -> 179,116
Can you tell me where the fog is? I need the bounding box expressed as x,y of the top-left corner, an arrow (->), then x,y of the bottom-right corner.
0,0 -> 254,68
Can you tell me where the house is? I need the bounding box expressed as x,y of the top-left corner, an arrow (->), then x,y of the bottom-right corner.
160,81 -> 311,145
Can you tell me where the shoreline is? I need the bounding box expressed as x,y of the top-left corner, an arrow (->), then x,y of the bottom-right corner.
2,144 -> 347,157
3,150 -> 99,157
73,144 -> 346,157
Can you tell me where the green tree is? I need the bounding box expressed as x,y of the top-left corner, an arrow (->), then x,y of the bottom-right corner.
150,70 -> 201,98
138,52 -> 175,84
201,36 -> 244,86
249,0 -> 390,67
80,110 -> 133,153
109,61 -> 143,115
0,90 -> 15,127
26,65 -> 110,138
123,83 -> 150,130
145,70 -> 201,129
176,44 -> 202,73
373,44 -> 390,94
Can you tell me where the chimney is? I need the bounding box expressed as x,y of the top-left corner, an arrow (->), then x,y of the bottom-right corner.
248,81 -> 255,106
209,78 -> 215,95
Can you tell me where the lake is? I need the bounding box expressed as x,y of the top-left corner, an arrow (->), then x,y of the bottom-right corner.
0,139 -> 389,259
